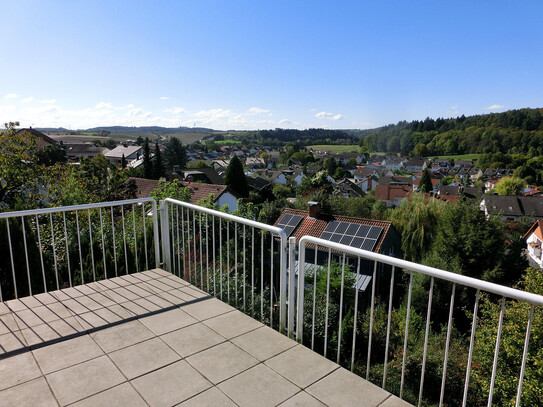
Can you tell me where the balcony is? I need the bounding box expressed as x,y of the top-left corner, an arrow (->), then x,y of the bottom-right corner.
1,198 -> 542,406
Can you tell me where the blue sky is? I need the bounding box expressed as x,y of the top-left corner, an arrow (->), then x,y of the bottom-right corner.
1,1 -> 542,130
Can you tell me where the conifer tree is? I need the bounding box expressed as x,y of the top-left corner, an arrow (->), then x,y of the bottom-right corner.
224,155 -> 249,197
419,168 -> 433,193
153,141 -> 164,179
143,138 -> 153,178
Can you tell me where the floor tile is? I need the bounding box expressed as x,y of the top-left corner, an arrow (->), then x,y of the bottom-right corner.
47,355 -> 125,406
109,337 -> 180,380
379,396 -> 413,406
0,377 -> 57,407
0,331 -> 27,353
161,323 -> 225,357
186,341 -> 258,384
232,326 -> 296,361
33,334 -> 104,374
20,317 -> 84,346
139,308 -> 197,335
203,310 -> 262,339
180,297 -> 235,321
0,313 -> 19,334
90,320 -> 153,353
0,351 -> 42,391
306,368 -> 390,407
278,391 -> 327,406
218,364 -> 299,407
265,345 -> 339,388
178,387 -> 237,407
70,382 -> 147,407
132,360 -> 212,407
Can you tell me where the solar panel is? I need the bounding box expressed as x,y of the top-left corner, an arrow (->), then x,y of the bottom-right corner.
276,214 -> 303,237
318,221 -> 382,252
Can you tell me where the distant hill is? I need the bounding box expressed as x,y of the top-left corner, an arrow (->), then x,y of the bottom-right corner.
36,126 -> 215,134
358,108 -> 543,158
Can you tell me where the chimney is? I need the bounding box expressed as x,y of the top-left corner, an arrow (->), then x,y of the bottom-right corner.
308,201 -> 320,218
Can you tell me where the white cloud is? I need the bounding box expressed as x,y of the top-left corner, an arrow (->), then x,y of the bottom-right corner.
160,96 -> 169,100
39,99 -> 56,104
95,102 -> 113,109
165,107 -> 187,114
21,97 -> 34,103
0,105 -> 16,113
4,93 -> 19,99
446,105 -> 459,115
247,107 -> 270,115
316,111 -> 344,120
485,104 -> 507,110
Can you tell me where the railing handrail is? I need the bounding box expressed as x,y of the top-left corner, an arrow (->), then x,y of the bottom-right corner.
162,198 -> 287,238
298,235 -> 543,306
0,198 -> 157,218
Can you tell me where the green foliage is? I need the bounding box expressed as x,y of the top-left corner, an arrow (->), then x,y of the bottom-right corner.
418,169 -> 433,193
272,184 -> 292,200
224,155 -> 249,197
187,160 -> 211,168
153,141 -> 164,179
150,179 -> 191,202
493,176 -> 526,196
143,138 -> 152,178
162,137 -> 187,170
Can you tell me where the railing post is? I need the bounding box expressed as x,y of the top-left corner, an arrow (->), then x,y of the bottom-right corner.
296,239 -> 306,344
159,200 -> 171,272
288,237 -> 296,338
151,199 -> 161,268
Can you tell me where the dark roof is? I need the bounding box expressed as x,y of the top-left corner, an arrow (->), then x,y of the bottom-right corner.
17,128 -> 57,144
175,167 -> 224,184
334,179 -> 364,197
65,143 -> 109,156
273,208 -> 395,253
126,177 -> 160,199
518,196 -> 543,217
246,176 -> 271,190
482,195 -> 523,217
378,176 -> 412,186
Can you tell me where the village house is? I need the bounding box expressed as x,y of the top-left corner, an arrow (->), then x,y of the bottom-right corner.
104,145 -> 142,165
375,185 -> 413,207
523,220 -> 543,268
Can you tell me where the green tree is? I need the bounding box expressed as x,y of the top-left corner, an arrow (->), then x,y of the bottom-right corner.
494,176 -> 525,196
418,168 -> 433,192
162,137 -> 187,170
150,179 -> 192,202
323,157 -> 337,174
224,155 -> 249,197
121,154 -> 126,169
153,141 -> 164,179
143,138 -> 152,178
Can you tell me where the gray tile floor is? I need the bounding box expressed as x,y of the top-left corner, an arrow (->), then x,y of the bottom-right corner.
0,269 -> 412,406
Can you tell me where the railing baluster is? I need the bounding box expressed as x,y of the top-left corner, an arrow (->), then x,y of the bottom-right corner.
337,253 -> 346,364
193,209 -> 197,285
440,283 -> 456,407
418,276 -> 434,407
227,220 -> 230,303
234,223 -> 238,307
206,214 -> 209,292
311,245 -> 318,351
63,212 -> 72,286
212,215 -> 216,295
383,265 -> 396,389
324,248 -> 332,358
243,224 -> 246,311
170,203 -> 176,277
181,206 -> 185,279
110,207 -> 118,277
176,205 -> 180,277
260,230 -> 264,321
21,217 -> 31,295
35,215 -> 47,292
76,210 -> 84,283
121,206 -> 128,274
400,272 -> 413,398
270,234 -> 274,328
351,256 -> 361,371
366,260 -> 378,380
49,213 -> 59,290
88,210 -> 96,281
219,217 -> 223,300
132,204 -> 138,273
99,208 -> 107,279
199,212 -> 203,289
487,297 -> 506,407
462,289 -> 481,407
187,207 -> 191,282
516,305 -> 534,406
251,226 -> 254,316
6,219 -> 18,298
142,204 -> 148,271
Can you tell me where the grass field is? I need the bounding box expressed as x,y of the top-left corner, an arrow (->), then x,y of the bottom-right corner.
308,144 -> 361,153
434,154 -> 482,161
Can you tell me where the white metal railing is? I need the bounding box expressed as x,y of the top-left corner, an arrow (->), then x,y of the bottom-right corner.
295,236 -> 543,407
160,198 -> 289,333
0,198 -> 160,301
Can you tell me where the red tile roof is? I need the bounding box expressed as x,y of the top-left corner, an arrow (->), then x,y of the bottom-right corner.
375,185 -> 412,201
273,208 -> 394,253
127,177 -> 240,205
523,220 -> 543,241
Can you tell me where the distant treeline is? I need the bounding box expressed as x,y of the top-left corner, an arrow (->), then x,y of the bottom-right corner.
358,108 -> 543,158
231,128 -> 358,147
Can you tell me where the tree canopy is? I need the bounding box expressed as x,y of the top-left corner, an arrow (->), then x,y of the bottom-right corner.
224,155 -> 249,197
